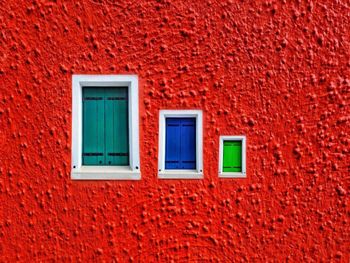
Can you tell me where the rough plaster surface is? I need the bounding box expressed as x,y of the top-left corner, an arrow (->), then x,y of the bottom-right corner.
0,0 -> 349,261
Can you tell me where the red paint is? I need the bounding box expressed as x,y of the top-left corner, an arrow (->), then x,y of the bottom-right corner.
1,0 -> 349,261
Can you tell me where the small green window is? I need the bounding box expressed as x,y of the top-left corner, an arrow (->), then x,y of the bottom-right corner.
82,87 -> 129,166
223,141 -> 242,172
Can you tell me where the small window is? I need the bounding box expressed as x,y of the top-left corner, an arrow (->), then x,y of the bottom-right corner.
71,75 -> 140,180
158,110 -> 203,179
219,136 -> 246,178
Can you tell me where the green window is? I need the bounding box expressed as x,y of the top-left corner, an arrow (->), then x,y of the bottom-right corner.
223,141 -> 242,172
82,87 -> 129,166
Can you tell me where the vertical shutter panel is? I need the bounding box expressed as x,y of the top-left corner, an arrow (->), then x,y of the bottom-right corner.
83,87 -> 105,165
105,87 -> 129,165
105,88 -> 115,165
180,118 -> 196,169
165,118 -> 181,169
223,141 -> 242,172
116,87 -> 129,165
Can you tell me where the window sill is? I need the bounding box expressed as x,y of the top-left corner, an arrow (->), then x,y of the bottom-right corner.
219,172 -> 246,178
71,166 -> 140,180
158,170 -> 203,179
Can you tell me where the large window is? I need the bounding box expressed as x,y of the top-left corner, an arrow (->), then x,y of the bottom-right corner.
158,110 -> 203,179
71,75 -> 140,180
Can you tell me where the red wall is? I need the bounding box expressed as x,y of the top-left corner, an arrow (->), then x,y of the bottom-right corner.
1,0 -> 349,261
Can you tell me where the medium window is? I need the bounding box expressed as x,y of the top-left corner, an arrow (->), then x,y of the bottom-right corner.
158,110 -> 203,179
219,136 -> 246,178
71,75 -> 140,180
165,118 -> 196,169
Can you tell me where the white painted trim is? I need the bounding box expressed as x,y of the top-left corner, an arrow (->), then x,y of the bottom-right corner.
158,110 -> 203,179
71,75 -> 141,180
218,135 -> 246,178
71,166 -> 140,180
158,171 -> 203,179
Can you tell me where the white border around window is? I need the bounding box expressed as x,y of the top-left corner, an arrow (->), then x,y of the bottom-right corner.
218,135 -> 246,178
71,75 -> 141,180
158,110 -> 203,179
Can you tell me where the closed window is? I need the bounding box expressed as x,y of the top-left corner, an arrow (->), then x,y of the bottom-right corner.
71,75 -> 140,180
82,87 -> 129,166
165,118 -> 196,169
219,136 -> 246,178
158,110 -> 203,179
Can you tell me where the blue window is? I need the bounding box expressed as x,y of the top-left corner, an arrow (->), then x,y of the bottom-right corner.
165,118 -> 196,169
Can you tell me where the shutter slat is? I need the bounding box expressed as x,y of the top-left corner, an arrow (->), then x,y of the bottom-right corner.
105,88 -> 115,165
96,90 -> 105,165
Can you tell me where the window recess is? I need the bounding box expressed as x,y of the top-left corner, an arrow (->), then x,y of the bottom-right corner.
219,136 -> 246,178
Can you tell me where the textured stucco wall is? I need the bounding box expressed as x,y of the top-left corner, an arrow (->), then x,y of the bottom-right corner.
1,0 -> 349,261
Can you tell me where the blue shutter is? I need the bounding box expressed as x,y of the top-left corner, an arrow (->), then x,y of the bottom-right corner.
180,118 -> 196,169
165,118 -> 181,169
165,118 -> 196,170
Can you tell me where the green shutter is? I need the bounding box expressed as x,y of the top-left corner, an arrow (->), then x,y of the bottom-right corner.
223,141 -> 242,172
82,87 -> 129,166
105,87 -> 129,165
83,87 -> 105,165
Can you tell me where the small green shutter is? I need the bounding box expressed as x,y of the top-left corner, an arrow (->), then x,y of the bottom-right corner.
223,141 -> 242,172
82,87 -> 129,166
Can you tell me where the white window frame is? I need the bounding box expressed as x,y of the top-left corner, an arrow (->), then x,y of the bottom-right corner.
158,110 -> 203,179
71,75 -> 140,180
218,135 -> 246,178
